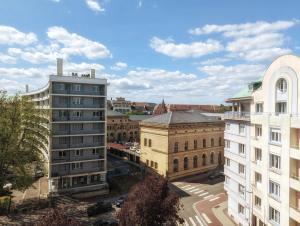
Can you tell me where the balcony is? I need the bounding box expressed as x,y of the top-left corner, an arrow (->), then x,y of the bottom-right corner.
224,111 -> 250,121
291,128 -> 300,160
53,129 -> 105,136
291,159 -> 300,191
52,116 -> 105,122
290,188 -> 300,223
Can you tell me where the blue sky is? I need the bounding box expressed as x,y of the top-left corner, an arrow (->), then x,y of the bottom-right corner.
0,0 -> 300,103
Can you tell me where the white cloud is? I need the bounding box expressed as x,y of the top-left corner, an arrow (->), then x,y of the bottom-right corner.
49,61 -> 105,74
0,53 -> 16,64
0,25 -> 37,46
47,26 -> 111,59
111,62 -> 128,70
199,57 -> 229,65
150,37 -> 223,58
85,0 -> 105,13
189,20 -> 297,38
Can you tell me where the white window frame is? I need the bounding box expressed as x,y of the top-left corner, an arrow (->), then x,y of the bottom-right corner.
269,206 -> 280,225
238,164 -> 245,175
269,128 -> 281,145
269,154 -> 281,171
238,204 -> 245,215
239,124 -> 245,134
238,143 -> 245,155
73,84 -> 81,91
269,180 -> 280,200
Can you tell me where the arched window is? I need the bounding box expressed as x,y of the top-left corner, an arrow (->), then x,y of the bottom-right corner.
211,138 -> 214,147
193,156 -> 198,168
218,152 -> 222,165
210,152 -> 214,164
184,157 -> 189,170
277,78 -> 287,93
174,142 -> 179,153
202,154 -> 206,166
184,141 -> 188,151
219,137 -> 222,146
173,159 -> 179,172
203,139 -> 206,148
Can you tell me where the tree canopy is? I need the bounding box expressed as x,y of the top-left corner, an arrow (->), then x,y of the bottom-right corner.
0,91 -> 49,194
117,173 -> 183,226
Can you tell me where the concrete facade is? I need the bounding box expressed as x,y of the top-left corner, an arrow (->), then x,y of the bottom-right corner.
22,59 -> 108,196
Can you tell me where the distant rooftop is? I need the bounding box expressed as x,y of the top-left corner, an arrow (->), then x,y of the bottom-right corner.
229,78 -> 263,101
107,110 -> 125,117
141,110 -> 221,125
128,115 -> 154,121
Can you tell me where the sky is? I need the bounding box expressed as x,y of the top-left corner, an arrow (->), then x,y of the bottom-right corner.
0,0 -> 300,104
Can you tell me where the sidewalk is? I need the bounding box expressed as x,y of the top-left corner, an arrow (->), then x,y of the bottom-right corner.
212,201 -> 237,226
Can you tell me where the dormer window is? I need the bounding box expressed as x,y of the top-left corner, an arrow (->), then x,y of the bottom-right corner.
277,79 -> 287,93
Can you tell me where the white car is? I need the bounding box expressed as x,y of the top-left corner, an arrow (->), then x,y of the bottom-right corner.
3,183 -> 12,190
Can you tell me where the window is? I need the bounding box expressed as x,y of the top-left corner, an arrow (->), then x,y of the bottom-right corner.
154,162 -> 158,169
226,158 -> 230,166
173,159 -> 179,172
238,144 -> 245,155
73,136 -> 83,144
270,154 -> 281,170
146,159 -> 149,166
144,138 -> 147,146
93,136 -> 101,143
210,153 -> 214,164
239,124 -> 245,134
225,140 -> 230,149
269,181 -> 280,199
255,148 -> 262,162
150,161 -> 154,167
93,98 -> 100,105
202,154 -> 206,166
255,125 -> 262,137
254,196 -> 261,209
184,141 -> 188,151
238,204 -> 244,215
174,142 -> 178,153
194,140 -> 197,149
92,148 -> 99,155
269,206 -> 280,224
225,176 -> 230,184
72,162 -> 83,169
270,128 -> 281,144
148,139 -> 152,147
184,157 -> 189,170
211,138 -> 214,147
59,137 -> 67,144
255,103 -> 263,113
255,172 -> 262,185
193,156 -> 198,168
72,111 -> 82,117
72,97 -> 82,105
277,78 -> 287,93
72,123 -> 83,131
238,184 -> 245,196
58,83 -> 65,91
275,102 -> 287,114
219,137 -> 222,146
203,139 -> 206,148
73,84 -> 81,91
238,164 -> 245,174
226,123 -> 230,131
58,151 -> 66,157
93,85 -> 99,92
75,149 -> 83,156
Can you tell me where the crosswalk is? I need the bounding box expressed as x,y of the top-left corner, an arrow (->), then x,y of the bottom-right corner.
178,215 -> 206,226
179,184 -> 217,201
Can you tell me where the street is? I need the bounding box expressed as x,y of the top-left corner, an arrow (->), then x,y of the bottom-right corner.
171,175 -> 236,226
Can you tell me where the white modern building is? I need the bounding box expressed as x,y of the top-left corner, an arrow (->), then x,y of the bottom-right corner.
23,58 -> 108,197
224,54 -> 300,226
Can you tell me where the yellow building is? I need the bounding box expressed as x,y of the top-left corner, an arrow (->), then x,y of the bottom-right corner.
107,110 -> 152,143
140,111 -> 224,180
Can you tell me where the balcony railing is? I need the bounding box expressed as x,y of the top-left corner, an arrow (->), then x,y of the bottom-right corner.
290,203 -> 300,212
224,111 -> 250,120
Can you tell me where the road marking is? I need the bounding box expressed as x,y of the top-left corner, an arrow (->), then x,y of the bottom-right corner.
198,192 -> 209,197
189,217 -> 197,226
209,197 -> 220,202
195,215 -> 205,226
204,195 -> 214,199
202,213 -> 212,224
184,186 -> 196,191
184,219 -> 189,226
189,188 -> 199,192
181,185 -> 192,189
194,190 -> 204,194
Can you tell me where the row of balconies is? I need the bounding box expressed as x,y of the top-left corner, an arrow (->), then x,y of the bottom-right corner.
52,141 -> 104,149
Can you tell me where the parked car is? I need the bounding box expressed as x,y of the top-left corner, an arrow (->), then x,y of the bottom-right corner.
208,172 -> 224,180
34,169 -> 44,178
114,196 -> 125,208
87,201 -> 113,217
3,183 -> 12,191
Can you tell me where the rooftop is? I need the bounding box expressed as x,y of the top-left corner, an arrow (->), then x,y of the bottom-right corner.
141,110 -> 221,125
107,110 -> 125,117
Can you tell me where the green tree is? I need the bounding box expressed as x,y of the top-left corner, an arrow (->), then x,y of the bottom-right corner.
117,173 -> 183,226
0,91 -> 49,194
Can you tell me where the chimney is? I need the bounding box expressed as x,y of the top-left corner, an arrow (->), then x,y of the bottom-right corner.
25,84 -> 29,93
90,69 -> 95,78
57,58 -> 63,76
